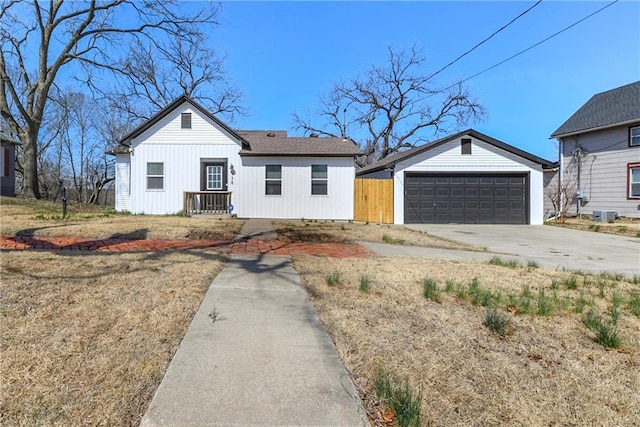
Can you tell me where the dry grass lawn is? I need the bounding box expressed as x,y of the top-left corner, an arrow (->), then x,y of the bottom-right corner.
548,217 -> 640,238
0,249 -> 225,426
275,220 -> 484,251
294,257 -> 640,426
0,197 -> 243,240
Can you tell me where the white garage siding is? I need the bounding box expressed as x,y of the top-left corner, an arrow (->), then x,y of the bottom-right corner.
237,156 -> 355,220
393,136 -> 544,225
114,155 -> 131,212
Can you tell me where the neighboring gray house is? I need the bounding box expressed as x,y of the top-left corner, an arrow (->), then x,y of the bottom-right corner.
0,131 -> 18,197
550,81 -> 640,218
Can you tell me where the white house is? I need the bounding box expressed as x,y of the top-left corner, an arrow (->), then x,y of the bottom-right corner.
357,129 -> 554,225
108,96 -> 360,219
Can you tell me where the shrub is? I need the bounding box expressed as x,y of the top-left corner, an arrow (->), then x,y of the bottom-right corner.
610,293 -> 624,324
325,271 -> 341,287
444,279 -> 456,293
583,310 -> 622,349
374,367 -> 422,427
359,275 -> 372,293
382,234 -> 405,245
629,292 -> 640,317
562,276 -> 579,290
488,256 -> 519,269
483,308 -> 510,337
527,260 -> 539,269
589,224 -> 601,232
537,289 -> 554,316
574,293 -> 594,314
422,278 -> 441,302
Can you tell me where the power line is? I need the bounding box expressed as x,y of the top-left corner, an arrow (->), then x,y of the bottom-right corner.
444,0 -> 619,91
427,1 -> 542,81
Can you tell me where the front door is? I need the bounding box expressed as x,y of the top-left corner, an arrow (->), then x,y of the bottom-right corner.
206,165 -> 223,190
200,161 -> 227,211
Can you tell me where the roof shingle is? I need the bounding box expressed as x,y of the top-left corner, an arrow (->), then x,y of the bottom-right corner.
550,81 -> 640,138
238,131 -> 361,156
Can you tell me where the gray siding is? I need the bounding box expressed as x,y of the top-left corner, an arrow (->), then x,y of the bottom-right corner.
543,169 -> 559,219
560,124 -> 640,218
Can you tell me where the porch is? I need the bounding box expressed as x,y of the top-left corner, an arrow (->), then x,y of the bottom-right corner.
183,191 -> 232,215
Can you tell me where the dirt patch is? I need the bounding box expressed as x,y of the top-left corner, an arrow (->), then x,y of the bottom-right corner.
186,227 -> 237,240
0,250 -> 225,426
275,220 -> 484,251
293,256 -> 640,426
548,217 -> 640,238
0,197 -> 244,241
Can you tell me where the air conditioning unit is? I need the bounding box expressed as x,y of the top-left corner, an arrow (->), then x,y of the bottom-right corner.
593,210 -> 617,222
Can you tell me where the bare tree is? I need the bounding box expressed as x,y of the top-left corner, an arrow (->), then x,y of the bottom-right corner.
103,37 -> 245,122
545,172 -> 576,223
0,1 -> 238,198
293,45 -> 486,166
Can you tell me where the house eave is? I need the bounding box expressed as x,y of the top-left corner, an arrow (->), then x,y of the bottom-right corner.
239,152 -> 359,157
550,118 -> 640,139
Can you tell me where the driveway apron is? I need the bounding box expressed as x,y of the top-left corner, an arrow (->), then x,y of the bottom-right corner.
141,253 -> 365,426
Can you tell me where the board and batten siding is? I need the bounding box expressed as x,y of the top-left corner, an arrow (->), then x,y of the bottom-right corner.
115,155 -> 131,212
126,102 -> 243,215
560,124 -> 640,218
236,156 -> 355,220
392,136 -> 544,224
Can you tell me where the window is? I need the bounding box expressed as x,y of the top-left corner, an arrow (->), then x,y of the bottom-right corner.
461,138 -> 472,155
206,165 -> 223,190
311,164 -> 328,195
630,126 -> 640,147
629,163 -> 640,199
265,165 -> 281,195
181,112 -> 191,129
147,162 -> 164,190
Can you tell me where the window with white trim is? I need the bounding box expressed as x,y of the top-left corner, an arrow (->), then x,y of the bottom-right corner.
265,165 -> 281,195
629,163 -> 640,198
147,162 -> 164,190
181,113 -> 192,129
630,126 -> 640,147
311,164 -> 328,195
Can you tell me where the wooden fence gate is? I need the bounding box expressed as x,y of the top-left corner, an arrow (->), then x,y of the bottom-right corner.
354,178 -> 393,224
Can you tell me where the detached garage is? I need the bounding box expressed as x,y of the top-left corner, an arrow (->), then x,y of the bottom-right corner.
357,129 -> 554,225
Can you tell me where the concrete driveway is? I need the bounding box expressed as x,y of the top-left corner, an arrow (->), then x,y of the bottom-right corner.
403,224 -> 639,277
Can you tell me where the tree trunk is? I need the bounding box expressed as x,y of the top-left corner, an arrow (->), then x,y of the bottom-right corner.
88,177 -> 114,205
21,133 -> 41,199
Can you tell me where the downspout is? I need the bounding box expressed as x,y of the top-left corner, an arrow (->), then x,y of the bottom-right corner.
557,138 -> 563,218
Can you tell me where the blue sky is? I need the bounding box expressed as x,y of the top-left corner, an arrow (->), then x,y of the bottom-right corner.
210,1 -> 639,161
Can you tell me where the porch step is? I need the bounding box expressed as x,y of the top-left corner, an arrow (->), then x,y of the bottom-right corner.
191,213 -> 233,219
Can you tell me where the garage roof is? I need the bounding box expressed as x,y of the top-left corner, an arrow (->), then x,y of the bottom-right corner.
356,129 -> 554,176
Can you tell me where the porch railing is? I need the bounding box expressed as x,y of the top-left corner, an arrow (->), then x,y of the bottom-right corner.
183,191 -> 232,215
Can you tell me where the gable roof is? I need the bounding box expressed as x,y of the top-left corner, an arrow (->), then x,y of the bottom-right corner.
109,97 -> 360,157
238,131 -> 361,157
0,130 -> 20,145
551,81 -> 640,138
356,129 -> 554,176
117,95 -> 250,149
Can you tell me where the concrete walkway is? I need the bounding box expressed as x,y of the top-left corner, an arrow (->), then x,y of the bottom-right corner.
141,220 -> 365,426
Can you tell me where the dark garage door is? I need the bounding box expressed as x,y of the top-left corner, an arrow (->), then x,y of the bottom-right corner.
404,173 -> 528,224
